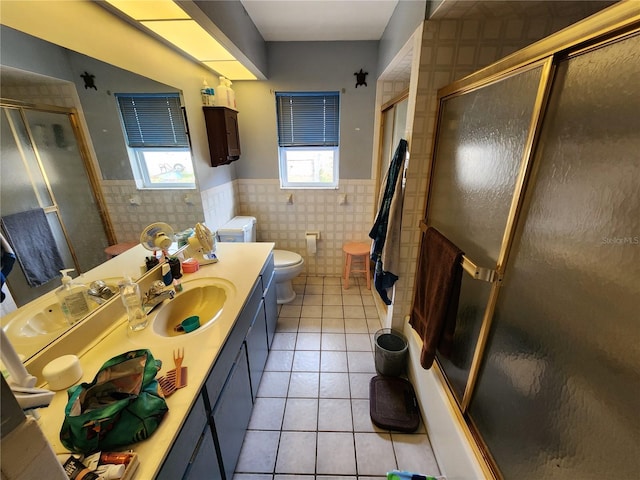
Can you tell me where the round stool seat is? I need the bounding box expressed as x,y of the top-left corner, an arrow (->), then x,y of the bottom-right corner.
342,242 -> 371,290
274,249 -> 303,267
104,242 -> 138,258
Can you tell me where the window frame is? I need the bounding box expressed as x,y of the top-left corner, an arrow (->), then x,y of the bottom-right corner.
275,91 -> 340,189
115,93 -> 195,190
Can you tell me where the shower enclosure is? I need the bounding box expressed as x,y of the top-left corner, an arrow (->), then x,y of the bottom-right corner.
1,102 -> 113,306
419,8 -> 639,479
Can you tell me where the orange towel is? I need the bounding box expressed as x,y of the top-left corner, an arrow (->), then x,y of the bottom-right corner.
409,227 -> 464,369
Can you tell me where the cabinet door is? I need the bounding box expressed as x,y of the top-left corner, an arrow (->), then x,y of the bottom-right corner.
245,299 -> 268,401
224,109 -> 241,158
184,426 -> 222,480
157,395 -> 209,480
212,342 -> 253,480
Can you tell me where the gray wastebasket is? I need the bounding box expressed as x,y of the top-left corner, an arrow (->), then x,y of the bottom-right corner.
374,329 -> 408,376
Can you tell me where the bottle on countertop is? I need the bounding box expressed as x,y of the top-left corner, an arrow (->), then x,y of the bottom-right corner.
56,269 -> 90,325
119,277 -> 147,331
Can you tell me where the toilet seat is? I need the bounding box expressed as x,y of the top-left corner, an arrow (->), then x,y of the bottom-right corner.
273,250 -> 303,267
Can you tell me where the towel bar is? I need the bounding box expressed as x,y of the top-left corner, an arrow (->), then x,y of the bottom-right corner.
420,220 -> 502,284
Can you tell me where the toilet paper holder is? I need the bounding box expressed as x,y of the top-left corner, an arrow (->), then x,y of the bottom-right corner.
305,231 -> 320,240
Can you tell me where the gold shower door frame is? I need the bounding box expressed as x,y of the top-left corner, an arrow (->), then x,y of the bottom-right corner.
1,100 -> 116,275
417,3 -> 640,477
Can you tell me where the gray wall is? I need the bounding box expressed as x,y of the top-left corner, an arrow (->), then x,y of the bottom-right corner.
193,0 -> 269,77
377,0 -> 427,74
233,41 -> 378,180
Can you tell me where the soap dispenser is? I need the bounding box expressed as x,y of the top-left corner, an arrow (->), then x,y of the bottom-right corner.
56,269 -> 90,325
119,277 -> 147,331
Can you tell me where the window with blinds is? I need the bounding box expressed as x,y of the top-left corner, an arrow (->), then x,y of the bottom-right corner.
275,92 -> 340,188
115,93 -> 195,189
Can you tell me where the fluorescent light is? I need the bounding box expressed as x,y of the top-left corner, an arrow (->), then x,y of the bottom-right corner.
104,0 -> 257,79
203,61 -> 257,81
141,19 -> 235,61
104,0 -> 189,20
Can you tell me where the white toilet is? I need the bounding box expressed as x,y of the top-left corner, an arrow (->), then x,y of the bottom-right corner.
217,216 -> 304,304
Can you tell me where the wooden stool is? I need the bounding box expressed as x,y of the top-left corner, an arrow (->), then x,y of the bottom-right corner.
342,242 -> 371,290
104,242 -> 138,259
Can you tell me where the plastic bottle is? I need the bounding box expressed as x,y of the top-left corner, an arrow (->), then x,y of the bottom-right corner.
225,78 -> 236,109
56,269 -> 90,325
119,277 -> 147,331
201,80 -> 215,106
217,76 -> 230,107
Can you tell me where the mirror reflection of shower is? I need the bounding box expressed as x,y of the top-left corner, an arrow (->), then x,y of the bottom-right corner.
0,101 -> 112,308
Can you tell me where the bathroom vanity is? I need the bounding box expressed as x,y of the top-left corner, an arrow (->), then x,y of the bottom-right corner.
25,242 -> 276,479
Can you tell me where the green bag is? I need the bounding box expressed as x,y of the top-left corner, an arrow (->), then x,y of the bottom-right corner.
60,349 -> 168,454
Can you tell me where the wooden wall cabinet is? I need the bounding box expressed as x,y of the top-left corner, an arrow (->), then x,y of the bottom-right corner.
203,107 -> 241,167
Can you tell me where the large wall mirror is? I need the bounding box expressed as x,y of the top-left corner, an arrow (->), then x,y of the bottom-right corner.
0,25 -> 188,360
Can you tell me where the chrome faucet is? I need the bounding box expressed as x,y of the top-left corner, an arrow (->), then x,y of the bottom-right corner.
87,280 -> 116,304
143,281 -> 175,312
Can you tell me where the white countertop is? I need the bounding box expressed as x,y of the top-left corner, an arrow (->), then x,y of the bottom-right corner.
33,242 -> 274,479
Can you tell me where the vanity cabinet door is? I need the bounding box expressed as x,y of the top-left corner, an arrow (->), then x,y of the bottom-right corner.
212,342 -> 253,480
245,298 -> 268,401
183,426 -> 221,480
157,395 -> 213,480
205,279 -> 261,405
203,106 -> 240,167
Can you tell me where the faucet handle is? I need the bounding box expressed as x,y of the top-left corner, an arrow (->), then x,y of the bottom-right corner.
148,280 -> 166,296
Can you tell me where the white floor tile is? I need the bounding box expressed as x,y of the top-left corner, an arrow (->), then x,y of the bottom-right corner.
279,305 -> 302,318
257,371 -> 291,398
275,431 -> 316,474
392,433 -> 441,476
319,372 -> 350,398
236,430 -> 280,473
351,398 -> 385,433
316,432 -> 356,475
318,398 -> 353,431
342,295 -> 363,306
349,373 -> 373,399
346,333 -> 373,351
292,351 -> 320,372
320,351 -> 348,372
233,474 -> 272,480
344,318 -> 369,333
301,305 -> 323,318
272,332 -> 297,350
296,333 -> 321,350
277,316 -> 300,332
282,398 -> 318,431
321,332 -> 346,351
343,305 -> 366,318
302,294 -> 323,306
248,397 -> 286,430
298,317 -> 322,332
321,306 -> 344,320
265,350 -> 294,371
288,372 -> 319,397
354,432 -> 397,476
347,351 -> 376,373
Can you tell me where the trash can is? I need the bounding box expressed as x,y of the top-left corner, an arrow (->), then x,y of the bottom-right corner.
374,329 -> 408,377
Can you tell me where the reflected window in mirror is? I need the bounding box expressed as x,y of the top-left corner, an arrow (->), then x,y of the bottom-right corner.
116,93 -> 195,189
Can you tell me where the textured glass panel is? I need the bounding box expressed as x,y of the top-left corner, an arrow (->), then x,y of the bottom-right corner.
0,108 -> 52,211
470,33 -> 640,479
429,66 -> 542,266
427,66 -> 542,398
25,110 -> 109,272
436,274 -> 492,402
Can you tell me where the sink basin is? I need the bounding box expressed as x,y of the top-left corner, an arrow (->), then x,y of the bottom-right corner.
148,278 -> 234,337
4,303 -> 69,339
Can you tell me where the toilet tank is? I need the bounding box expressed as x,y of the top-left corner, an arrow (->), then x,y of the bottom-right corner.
217,216 -> 256,242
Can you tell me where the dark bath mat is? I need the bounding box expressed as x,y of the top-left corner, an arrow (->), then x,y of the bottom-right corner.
369,375 -> 420,432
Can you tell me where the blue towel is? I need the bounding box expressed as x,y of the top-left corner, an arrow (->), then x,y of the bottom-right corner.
369,139 -> 408,305
1,209 -> 65,287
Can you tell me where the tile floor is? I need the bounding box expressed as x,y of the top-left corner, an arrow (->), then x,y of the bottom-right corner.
234,276 -> 441,480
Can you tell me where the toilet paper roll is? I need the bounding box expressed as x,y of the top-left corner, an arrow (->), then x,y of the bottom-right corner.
306,234 -> 317,255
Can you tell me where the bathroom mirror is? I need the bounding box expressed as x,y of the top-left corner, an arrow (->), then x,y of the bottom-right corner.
0,25 -> 188,360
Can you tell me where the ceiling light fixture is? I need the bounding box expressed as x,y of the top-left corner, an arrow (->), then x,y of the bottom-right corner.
104,0 -> 257,80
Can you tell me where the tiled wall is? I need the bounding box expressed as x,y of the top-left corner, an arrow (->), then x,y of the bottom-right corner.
390,5 -> 607,329
201,180 -> 239,232
236,179 -> 377,277
100,180 -> 204,243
